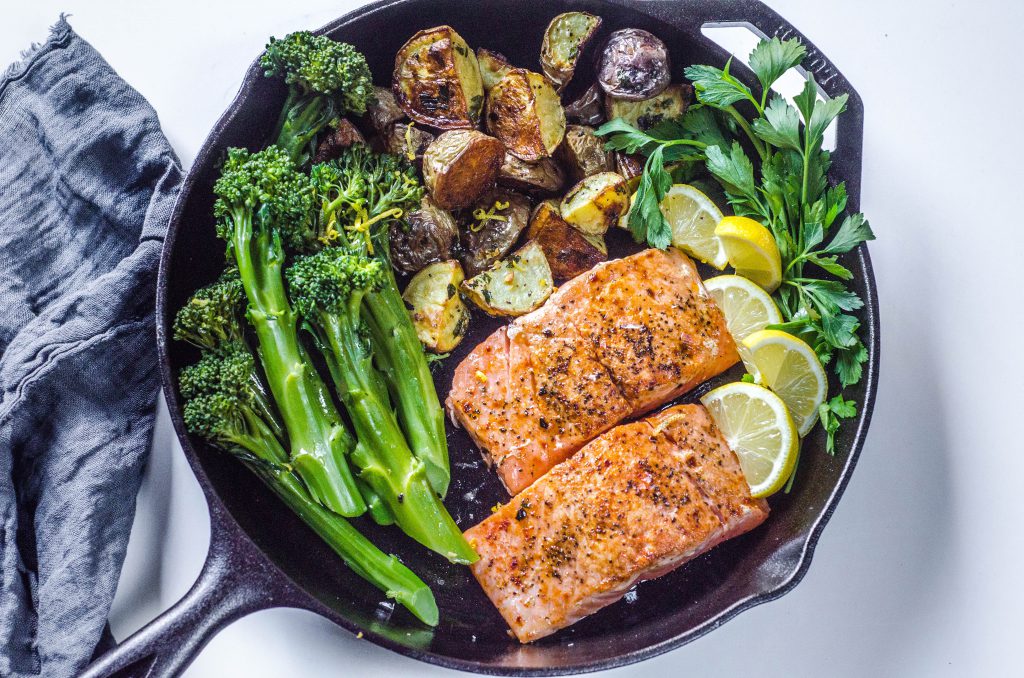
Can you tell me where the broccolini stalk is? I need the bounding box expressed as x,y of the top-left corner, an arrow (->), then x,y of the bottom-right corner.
306,147 -> 451,498
261,31 -> 373,166
213,146 -> 364,517
287,248 -> 477,564
179,349 -> 437,625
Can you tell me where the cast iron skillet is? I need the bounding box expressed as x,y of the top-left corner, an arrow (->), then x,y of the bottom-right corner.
83,1 -> 878,675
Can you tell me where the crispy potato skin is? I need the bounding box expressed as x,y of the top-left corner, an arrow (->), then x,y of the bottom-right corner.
389,196 -> 458,274
366,86 -> 406,135
564,83 -> 606,126
560,171 -> 630,236
393,26 -> 484,130
384,122 -> 435,167
403,260 -> 470,352
460,188 -> 532,276
557,125 -> 614,182
498,153 -> 566,196
606,84 -> 691,130
478,48 -> 513,90
527,200 -> 607,280
486,69 -> 566,161
422,130 -> 505,210
461,240 -> 553,317
540,12 -> 603,89
597,28 -> 672,101
312,120 -> 367,164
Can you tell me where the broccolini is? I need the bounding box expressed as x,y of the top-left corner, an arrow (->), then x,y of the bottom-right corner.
212,146 -> 364,516
261,31 -> 373,166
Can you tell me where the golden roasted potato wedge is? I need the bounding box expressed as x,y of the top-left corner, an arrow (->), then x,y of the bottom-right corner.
461,240 -> 553,317
556,125 -> 614,182
422,130 -> 505,210
540,12 -> 603,89
393,26 -> 484,130
384,122 -> 435,166
478,48 -> 513,90
606,84 -> 691,130
460,188 -> 532,276
403,260 -> 471,353
485,68 -> 566,161
497,152 -> 565,196
559,171 -> 630,236
527,200 -> 607,280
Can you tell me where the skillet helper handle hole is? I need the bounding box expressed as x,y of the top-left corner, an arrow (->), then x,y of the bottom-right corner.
80,534 -> 282,678
619,0 -> 864,204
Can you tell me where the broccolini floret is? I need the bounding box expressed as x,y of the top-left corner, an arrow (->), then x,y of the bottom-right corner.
213,146 -> 364,517
301,147 -> 450,498
287,248 -> 476,564
179,346 -> 438,625
261,31 -> 373,166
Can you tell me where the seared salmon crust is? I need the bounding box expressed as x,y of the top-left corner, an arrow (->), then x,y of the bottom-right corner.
464,404 -> 769,642
447,248 -> 739,494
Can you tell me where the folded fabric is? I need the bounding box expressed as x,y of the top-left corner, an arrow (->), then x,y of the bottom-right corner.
0,17 -> 181,677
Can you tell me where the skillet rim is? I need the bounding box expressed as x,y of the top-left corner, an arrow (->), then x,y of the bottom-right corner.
154,0 -> 880,673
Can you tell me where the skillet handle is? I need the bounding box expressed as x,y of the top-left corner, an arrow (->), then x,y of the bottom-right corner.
615,0 -> 865,204
81,526 -> 283,678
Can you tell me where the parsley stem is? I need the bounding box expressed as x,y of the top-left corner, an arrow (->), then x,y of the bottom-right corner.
662,138 -> 708,149
725,105 -> 766,162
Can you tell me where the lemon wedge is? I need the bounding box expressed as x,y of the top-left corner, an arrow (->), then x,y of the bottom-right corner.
700,381 -> 799,497
657,184 -> 729,268
714,216 -> 782,292
741,329 -> 828,437
704,274 -> 782,343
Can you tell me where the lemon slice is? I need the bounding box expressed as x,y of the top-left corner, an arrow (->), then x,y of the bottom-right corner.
741,329 -> 828,437
704,275 -> 783,343
714,216 -> 782,292
659,184 -> 729,268
700,381 -> 799,497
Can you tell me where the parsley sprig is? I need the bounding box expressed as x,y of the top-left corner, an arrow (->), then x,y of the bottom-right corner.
596,37 -> 875,460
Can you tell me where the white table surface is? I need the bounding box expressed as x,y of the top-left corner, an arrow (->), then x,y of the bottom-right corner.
4,1 -> 1022,676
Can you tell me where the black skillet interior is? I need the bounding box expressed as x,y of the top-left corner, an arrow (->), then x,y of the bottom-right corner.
160,0 -> 877,673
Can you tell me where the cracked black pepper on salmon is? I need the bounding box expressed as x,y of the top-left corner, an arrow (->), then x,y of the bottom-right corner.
464,404 -> 768,642
447,248 -> 739,494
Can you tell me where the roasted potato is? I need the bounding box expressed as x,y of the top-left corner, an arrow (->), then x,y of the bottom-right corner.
393,26 -> 485,130
478,48 -> 513,90
460,188 -> 532,276
606,84 -> 691,130
485,68 -> 566,161
422,130 -> 505,210
559,171 -> 630,236
563,83 -> 606,126
384,122 -> 435,166
596,28 -> 671,101
615,151 -> 645,181
540,12 -> 603,90
527,200 -> 607,280
556,125 -> 614,182
403,260 -> 471,353
366,86 -> 405,135
461,240 -> 553,317
389,196 -> 458,274
497,152 -> 566,196
313,119 -> 367,163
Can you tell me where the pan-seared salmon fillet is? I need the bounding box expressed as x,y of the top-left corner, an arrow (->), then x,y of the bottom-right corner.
448,248 -> 739,494
464,404 -> 768,643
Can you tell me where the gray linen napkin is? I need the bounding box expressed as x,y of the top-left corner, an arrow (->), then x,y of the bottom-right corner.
0,17 -> 181,677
